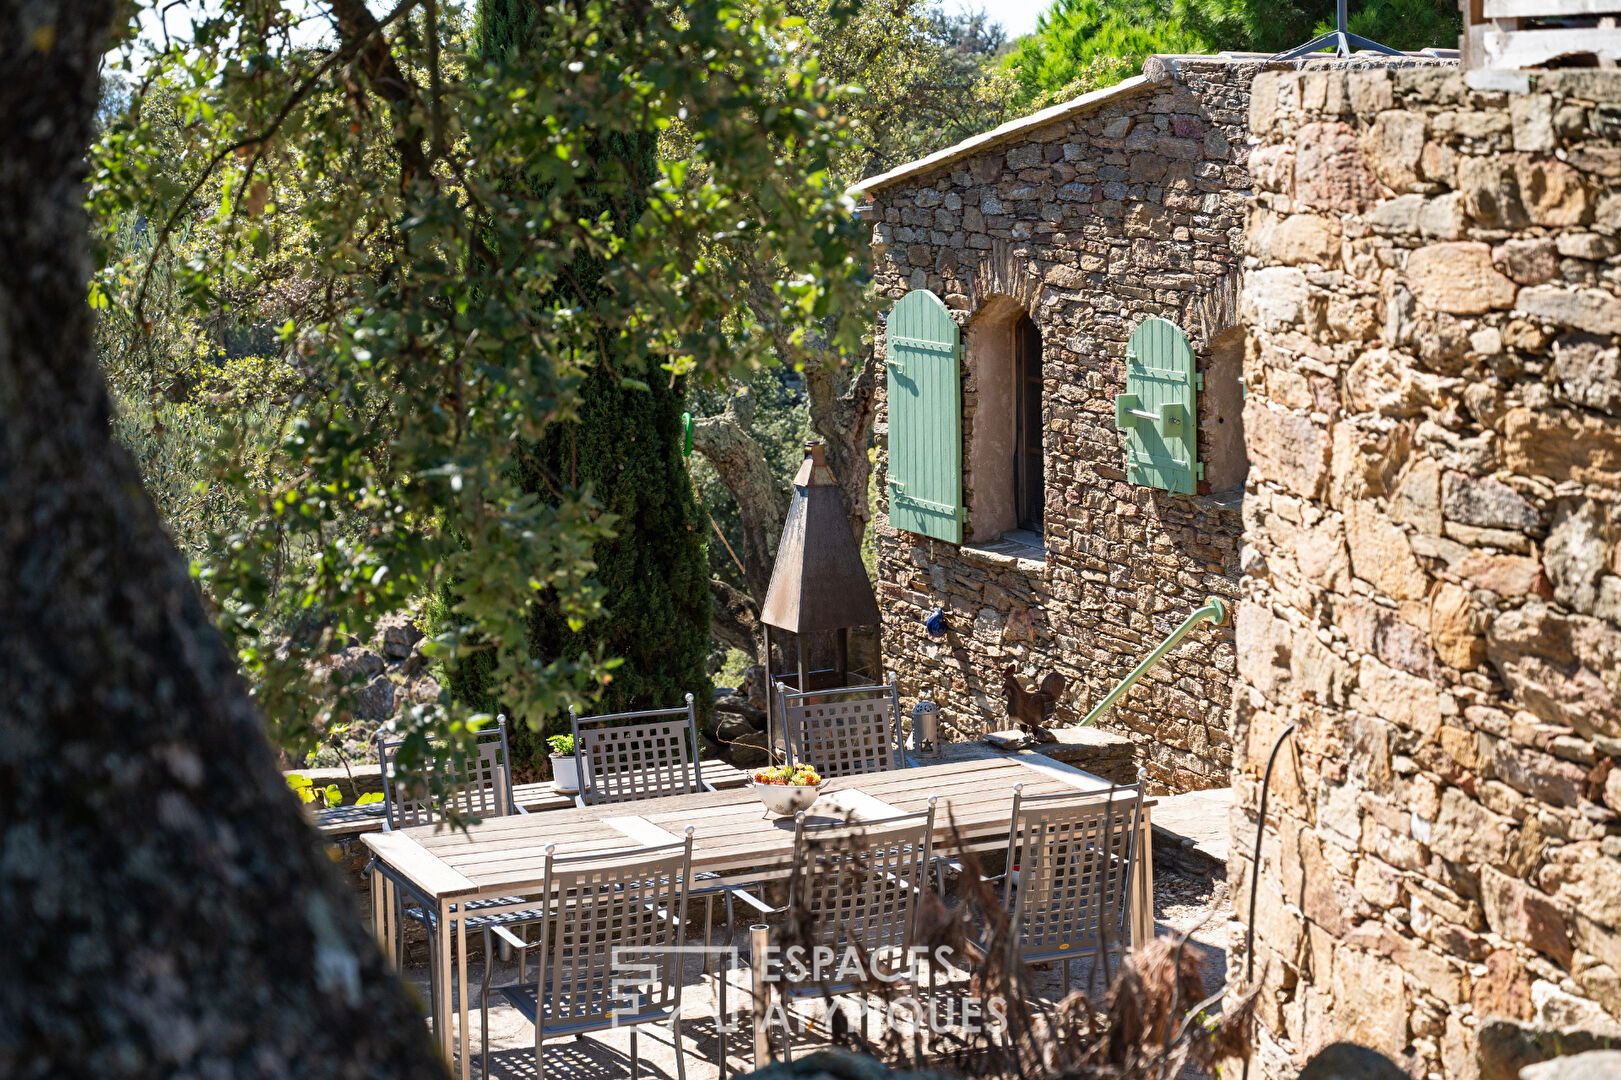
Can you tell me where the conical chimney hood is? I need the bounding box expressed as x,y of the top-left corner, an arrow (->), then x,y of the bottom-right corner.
760,442 -> 881,634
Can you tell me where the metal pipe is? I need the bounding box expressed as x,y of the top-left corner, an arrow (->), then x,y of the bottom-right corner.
1239,722 -> 1298,1080
750,923 -> 772,1067
1078,596 -> 1228,728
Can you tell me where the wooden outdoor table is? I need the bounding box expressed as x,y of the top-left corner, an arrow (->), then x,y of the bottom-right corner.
362,754 -> 1155,1079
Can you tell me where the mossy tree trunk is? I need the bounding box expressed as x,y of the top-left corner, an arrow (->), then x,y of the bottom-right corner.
0,2 -> 445,1076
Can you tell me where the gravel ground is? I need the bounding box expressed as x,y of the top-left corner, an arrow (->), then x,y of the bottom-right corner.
396,870 -> 1236,1080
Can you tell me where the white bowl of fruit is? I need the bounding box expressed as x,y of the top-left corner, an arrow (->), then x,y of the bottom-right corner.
750,763 -> 824,816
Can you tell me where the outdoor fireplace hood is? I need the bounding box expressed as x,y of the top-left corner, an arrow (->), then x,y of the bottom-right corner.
759,441 -> 880,634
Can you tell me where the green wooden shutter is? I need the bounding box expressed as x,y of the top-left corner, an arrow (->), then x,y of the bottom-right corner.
1115,317 -> 1202,496
885,289 -> 963,543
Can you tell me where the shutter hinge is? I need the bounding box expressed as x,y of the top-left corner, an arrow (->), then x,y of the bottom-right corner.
1195,462 -> 1205,481
1195,372 -> 1204,391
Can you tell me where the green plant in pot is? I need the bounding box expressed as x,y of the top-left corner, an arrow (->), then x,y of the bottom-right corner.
548,734 -> 580,795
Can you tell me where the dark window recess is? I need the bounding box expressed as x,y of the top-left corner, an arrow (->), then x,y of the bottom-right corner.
1014,314 -> 1044,533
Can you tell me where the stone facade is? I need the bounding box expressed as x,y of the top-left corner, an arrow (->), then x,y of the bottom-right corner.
864,56 -> 1273,793
1233,66 -> 1621,1077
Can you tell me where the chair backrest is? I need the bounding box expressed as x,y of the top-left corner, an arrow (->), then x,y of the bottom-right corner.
788,800 -> 936,959
570,694 -> 704,806
777,682 -> 902,778
530,831 -> 694,1035
377,718 -> 516,829
1002,780 -> 1145,963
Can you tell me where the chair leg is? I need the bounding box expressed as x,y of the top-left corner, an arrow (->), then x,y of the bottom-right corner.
630,1027 -> 640,1080
1062,955 -> 1071,998
672,1017 -> 688,1080
425,924 -> 439,1035
480,928 -> 493,1080
717,949 -> 729,1080
703,895 -> 715,976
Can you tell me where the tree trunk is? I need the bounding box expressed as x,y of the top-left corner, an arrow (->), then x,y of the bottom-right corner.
690,385 -> 789,600
709,577 -> 762,657
805,346 -> 878,546
0,4 -> 445,1075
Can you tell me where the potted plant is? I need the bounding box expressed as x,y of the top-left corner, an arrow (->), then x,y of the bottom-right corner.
549,734 -> 581,795
750,762 -> 823,816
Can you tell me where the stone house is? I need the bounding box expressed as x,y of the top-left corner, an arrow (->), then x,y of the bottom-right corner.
855,55 -> 1271,793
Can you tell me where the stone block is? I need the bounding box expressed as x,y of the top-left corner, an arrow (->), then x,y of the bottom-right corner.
1457,551 -> 1542,597
1330,944 -> 1410,1058
1406,242 -> 1518,314
1441,471 -> 1541,532
1494,238 -> 1558,285
1516,157 -> 1593,227
1340,596 -> 1438,680
1431,581 -> 1485,671
1270,213 -> 1342,267
1504,405 -> 1621,485
1296,121 -> 1379,213
1473,948 -> 1536,1021
1346,502 -> 1430,601
1459,155 -> 1528,228
1355,655 -> 1443,736
1511,94 -> 1555,153
1540,841 -> 1621,932
1482,865 -> 1574,966
1486,601 -> 1621,738
1519,286 -> 1621,335
1390,457 -> 1442,535
1244,399 -> 1329,499
1432,787 -> 1516,865
1365,109 -> 1428,191
1349,70 -> 1393,117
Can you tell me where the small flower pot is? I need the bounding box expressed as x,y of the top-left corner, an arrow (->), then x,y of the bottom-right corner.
751,781 -> 821,817
551,753 -> 581,795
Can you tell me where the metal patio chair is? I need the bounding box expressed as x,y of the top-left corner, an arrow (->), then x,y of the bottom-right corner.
571,694 -> 747,990
378,715 -> 523,830
776,682 -> 904,778
730,800 -> 939,1064
480,830 -> 696,1080
570,694 -> 711,806
372,718 -> 542,1031
990,779 -> 1146,997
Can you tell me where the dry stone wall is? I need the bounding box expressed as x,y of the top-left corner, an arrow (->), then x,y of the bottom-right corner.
1234,66 -> 1621,1078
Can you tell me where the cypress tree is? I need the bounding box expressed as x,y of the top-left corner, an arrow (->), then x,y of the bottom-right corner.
452,0 -> 713,768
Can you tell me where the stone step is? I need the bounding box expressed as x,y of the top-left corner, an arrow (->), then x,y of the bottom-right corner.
1148,786 -> 1231,876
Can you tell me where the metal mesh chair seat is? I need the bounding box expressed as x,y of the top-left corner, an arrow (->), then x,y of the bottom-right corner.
571,695 -> 709,806
777,682 -> 904,778
405,897 -> 552,933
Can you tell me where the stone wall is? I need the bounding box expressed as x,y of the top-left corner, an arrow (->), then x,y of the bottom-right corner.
867,56 -> 1275,793
1233,66 -> 1621,1078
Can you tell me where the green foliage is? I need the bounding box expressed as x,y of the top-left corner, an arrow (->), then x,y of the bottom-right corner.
93,0 -> 866,810
546,733 -> 575,756
1001,0 -> 1460,109
439,0 -> 716,772
1184,0 -> 1460,53
1001,0 -> 1209,110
